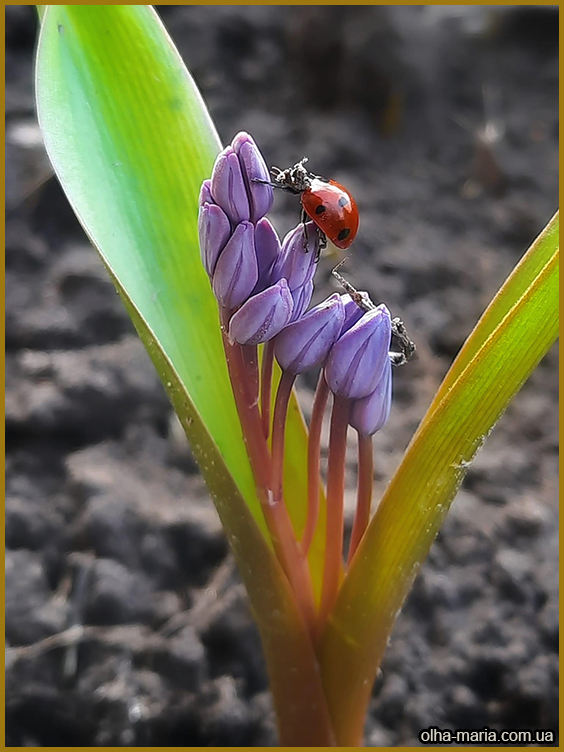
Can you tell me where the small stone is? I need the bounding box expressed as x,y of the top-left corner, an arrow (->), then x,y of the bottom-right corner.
84,558 -> 154,626
156,625 -> 207,691
491,548 -> 537,603
503,496 -> 550,538
5,549 -> 69,645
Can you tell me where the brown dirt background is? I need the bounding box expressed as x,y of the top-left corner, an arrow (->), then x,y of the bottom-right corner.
6,5 -> 558,746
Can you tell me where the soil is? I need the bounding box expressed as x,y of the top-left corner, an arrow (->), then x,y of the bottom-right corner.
6,5 -> 558,747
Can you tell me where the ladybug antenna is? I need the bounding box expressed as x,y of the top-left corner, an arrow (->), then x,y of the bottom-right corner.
331,258 -> 374,312
251,176 -> 279,187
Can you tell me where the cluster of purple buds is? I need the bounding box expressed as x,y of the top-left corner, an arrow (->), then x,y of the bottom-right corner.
199,132 -> 393,437
198,132 -> 414,632
275,293 -> 393,436
198,132 -> 318,346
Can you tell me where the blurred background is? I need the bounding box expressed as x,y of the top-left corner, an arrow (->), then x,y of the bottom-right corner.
6,5 -> 558,746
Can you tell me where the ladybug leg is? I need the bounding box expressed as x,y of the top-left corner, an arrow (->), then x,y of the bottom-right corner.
301,211 -> 324,260
301,207 -> 310,252
316,227 -> 327,260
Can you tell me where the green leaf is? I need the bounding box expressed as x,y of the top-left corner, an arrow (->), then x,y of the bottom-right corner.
35,5 -> 262,522
319,218 -> 559,745
35,6 -> 335,742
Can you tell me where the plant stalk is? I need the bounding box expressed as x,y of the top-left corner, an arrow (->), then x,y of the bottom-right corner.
348,433 -> 373,564
271,370 -> 296,503
269,369 -> 318,634
242,343 -> 260,409
302,371 -> 329,557
260,339 -> 275,439
319,394 -> 351,633
220,310 -> 317,636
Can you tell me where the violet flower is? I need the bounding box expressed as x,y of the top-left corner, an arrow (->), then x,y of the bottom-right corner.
210,146 -> 251,225
211,221 -> 258,310
274,293 -> 345,374
229,279 -> 294,346
232,132 -> 274,222
200,132 -> 318,333
272,223 -> 318,320
198,202 -> 231,276
199,179 -> 214,207
199,134 -> 277,313
325,304 -> 392,400
291,280 -> 315,322
272,223 -> 318,291
253,217 -> 282,293
349,355 -> 392,436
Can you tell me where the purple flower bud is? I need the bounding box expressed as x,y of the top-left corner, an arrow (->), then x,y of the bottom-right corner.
212,221 -> 258,310
232,132 -> 274,222
228,279 -> 294,346
274,293 -> 345,374
254,217 -> 282,292
325,304 -> 392,400
210,146 -> 251,225
199,179 -> 214,207
341,293 -> 366,333
290,279 -> 314,322
198,202 -> 231,276
271,222 -> 318,292
350,356 -> 392,436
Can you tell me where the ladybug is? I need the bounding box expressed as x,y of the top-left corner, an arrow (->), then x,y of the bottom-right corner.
258,158 -> 359,252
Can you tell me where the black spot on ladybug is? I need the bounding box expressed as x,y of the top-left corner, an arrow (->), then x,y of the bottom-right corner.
338,196 -> 348,207
337,228 -> 351,241
315,205 -> 326,215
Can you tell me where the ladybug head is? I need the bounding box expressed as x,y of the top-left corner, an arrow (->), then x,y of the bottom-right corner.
271,158 -> 312,194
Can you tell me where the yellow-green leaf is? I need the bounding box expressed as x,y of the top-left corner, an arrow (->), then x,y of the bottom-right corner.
320,219 -> 559,745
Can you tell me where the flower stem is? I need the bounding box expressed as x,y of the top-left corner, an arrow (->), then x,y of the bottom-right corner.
319,394 -> 351,633
270,370 -> 319,633
271,369 -> 296,512
242,344 -> 259,409
220,310 -> 317,636
260,339 -> 275,439
220,318 -> 270,492
348,433 -> 373,565
301,371 -> 329,558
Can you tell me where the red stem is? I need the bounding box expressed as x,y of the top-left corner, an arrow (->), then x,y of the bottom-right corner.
260,339 -> 275,439
220,310 -> 317,636
348,432 -> 373,565
220,310 -> 271,490
242,344 -> 259,409
271,370 -> 296,507
301,372 -> 329,558
319,394 -> 351,633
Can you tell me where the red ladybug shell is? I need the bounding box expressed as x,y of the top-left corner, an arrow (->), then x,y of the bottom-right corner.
301,179 -> 359,250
